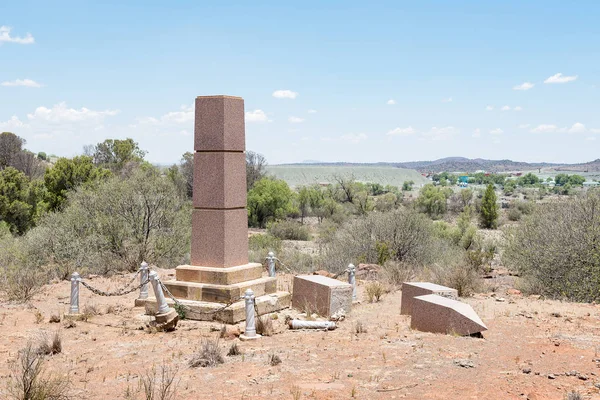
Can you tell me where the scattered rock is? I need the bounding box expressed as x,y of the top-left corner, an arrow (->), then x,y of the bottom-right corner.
329,309 -> 346,322
495,298 -> 506,303
313,270 -> 334,278
522,368 -> 532,374
577,374 -> 588,381
507,289 -> 522,296
454,359 -> 475,368
547,374 -> 556,379
565,370 -> 579,377
550,312 -> 562,318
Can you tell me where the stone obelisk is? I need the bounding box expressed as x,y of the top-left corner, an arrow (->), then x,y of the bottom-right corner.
154,95 -> 289,323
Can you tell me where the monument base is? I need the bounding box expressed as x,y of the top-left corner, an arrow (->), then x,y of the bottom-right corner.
144,291 -> 291,324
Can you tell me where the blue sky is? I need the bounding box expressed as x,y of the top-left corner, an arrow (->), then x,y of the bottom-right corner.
1,1 -> 599,165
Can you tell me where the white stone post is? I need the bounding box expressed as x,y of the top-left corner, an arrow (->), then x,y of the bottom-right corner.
240,288 -> 260,340
348,263 -> 357,301
149,271 -> 170,315
69,272 -> 81,314
266,251 -> 276,277
138,261 -> 149,301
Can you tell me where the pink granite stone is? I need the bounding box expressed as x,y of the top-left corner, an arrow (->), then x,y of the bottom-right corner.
292,275 -> 352,317
400,282 -> 458,316
191,208 -> 249,268
410,294 -> 487,335
194,96 -> 245,152
193,151 -> 247,209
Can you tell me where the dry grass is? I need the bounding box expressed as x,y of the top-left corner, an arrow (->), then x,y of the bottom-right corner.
189,337 -> 224,368
256,315 -> 274,336
141,364 -> 179,400
36,331 -> 62,356
268,352 -> 282,366
365,281 -> 385,303
227,343 -> 241,357
354,321 -> 367,334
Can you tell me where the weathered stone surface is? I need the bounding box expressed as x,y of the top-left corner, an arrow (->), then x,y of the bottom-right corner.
194,96 -> 245,151
191,208 -> 248,268
175,263 -> 263,285
292,275 -> 352,317
401,282 -> 458,315
163,276 -> 277,303
145,291 -> 291,324
193,151 -> 246,209
410,294 -> 487,335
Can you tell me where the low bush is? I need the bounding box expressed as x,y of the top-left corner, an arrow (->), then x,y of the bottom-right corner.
365,281 -> 385,302
141,364 -> 179,400
189,337 -> 224,368
268,220 -> 311,241
507,207 -> 522,221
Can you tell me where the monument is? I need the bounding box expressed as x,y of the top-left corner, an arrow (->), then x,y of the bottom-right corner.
146,95 -> 290,323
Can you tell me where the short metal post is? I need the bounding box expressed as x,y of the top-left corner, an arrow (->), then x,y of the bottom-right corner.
348,263 -> 357,300
138,261 -> 149,301
149,271 -> 170,315
239,288 -> 260,340
70,272 -> 81,314
266,252 -> 276,277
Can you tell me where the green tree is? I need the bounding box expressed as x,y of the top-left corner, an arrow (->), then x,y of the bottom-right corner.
415,184 -> 449,219
87,138 -> 146,171
247,178 -> 294,228
479,184 -> 498,229
297,186 -> 311,224
37,152 -> 47,161
0,132 -> 25,169
402,180 -> 414,191
517,173 -> 540,186
43,156 -> 111,211
503,179 -> 517,195
0,167 -> 45,234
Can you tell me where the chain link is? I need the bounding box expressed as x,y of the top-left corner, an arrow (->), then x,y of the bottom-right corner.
273,257 -> 294,273
159,281 -> 243,317
80,278 -> 150,297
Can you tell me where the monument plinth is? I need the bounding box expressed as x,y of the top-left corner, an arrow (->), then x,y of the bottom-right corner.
145,95 -> 290,323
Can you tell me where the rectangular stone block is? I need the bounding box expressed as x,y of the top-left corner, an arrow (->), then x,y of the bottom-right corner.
401,282 -> 458,316
410,294 -> 487,336
292,275 -> 352,317
193,151 -> 246,209
176,263 -> 263,285
191,208 -> 248,268
163,276 -> 277,303
194,96 -> 245,151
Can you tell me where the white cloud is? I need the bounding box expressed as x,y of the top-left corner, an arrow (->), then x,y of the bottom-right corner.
513,82 -> 534,91
320,137 -> 334,142
568,122 -> 586,134
1,79 -> 43,88
307,109 -> 317,114
27,102 -> 119,123
586,136 -> 597,141
544,73 -> 578,84
0,116 -> 27,130
501,105 -> 511,111
490,128 -> 504,135
386,99 -> 396,105
0,26 -> 35,45
590,128 -> 600,134
486,106 -> 493,111
272,90 -> 298,99
442,97 -> 453,103
423,126 -> 458,141
340,133 -> 368,143
288,116 -> 304,124
33,133 -> 53,139
514,106 -> 523,111
530,124 -> 558,133
472,128 -> 481,138
518,124 -> 531,129
387,126 -> 417,136
245,109 -> 269,123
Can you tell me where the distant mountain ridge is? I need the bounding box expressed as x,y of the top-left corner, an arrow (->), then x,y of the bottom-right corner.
277,157 -> 600,174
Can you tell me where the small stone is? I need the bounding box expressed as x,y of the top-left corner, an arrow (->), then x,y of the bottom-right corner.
454,359 -> 475,368
548,374 -> 556,379
551,312 -> 561,318
522,368 -> 532,374
577,374 -> 588,381
496,297 -> 506,302
594,382 -> 600,389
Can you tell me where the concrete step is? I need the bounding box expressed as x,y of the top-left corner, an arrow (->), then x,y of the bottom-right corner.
163,276 -> 277,303
175,263 -> 263,285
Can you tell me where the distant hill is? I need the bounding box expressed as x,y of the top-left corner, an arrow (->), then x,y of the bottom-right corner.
276,157 -> 600,174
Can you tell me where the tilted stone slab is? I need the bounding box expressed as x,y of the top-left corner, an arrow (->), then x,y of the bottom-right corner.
292,275 -> 352,317
401,282 -> 458,315
410,294 -> 487,336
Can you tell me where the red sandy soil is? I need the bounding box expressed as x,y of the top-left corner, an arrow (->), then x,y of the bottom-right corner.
1,270 -> 600,400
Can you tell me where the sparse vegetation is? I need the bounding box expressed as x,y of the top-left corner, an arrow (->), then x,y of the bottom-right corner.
141,364 -> 179,400
256,315 -> 274,336
365,281 -> 385,302
189,337 -> 224,368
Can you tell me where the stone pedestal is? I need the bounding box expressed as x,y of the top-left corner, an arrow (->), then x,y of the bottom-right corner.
143,95 -> 290,322
292,275 -> 352,317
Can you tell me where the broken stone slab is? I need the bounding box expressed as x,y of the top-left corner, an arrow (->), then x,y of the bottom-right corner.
410,294 -> 487,336
401,282 -> 458,316
292,275 -> 352,318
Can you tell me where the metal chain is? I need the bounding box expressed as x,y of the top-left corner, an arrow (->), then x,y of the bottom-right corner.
159,281 -> 243,316
273,257 -> 294,273
122,269 -> 141,288
80,278 -> 150,297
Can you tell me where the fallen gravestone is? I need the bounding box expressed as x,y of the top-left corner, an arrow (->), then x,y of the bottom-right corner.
410,294 -> 487,336
400,282 -> 458,315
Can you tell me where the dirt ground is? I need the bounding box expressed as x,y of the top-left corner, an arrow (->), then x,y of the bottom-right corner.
1,271 -> 600,400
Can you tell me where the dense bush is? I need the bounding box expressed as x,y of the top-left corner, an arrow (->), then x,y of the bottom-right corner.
504,192 -> 600,301
247,178 -> 295,228
479,184 -> 498,229
415,184 -> 451,219
268,220 -> 311,241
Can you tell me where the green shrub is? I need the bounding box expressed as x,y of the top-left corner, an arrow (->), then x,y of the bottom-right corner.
248,234 -> 282,263
268,220 -> 311,241
507,207 -> 522,221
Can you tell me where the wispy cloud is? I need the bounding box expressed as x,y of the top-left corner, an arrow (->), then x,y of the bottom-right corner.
340,133 -> 368,143
288,116 -> 304,123
423,126 -> 458,141
530,124 -> 558,133
568,122 -> 586,134
387,126 -> 416,136
1,79 -> 43,88
272,90 -> 298,99
490,128 -> 504,135
27,102 -> 119,123
514,106 -> 523,111
0,116 -> 27,130
518,124 -> 531,129
442,97 -> 453,103
387,99 -> 396,105
0,26 -> 35,45
486,105 -> 493,111
544,73 -> 578,84
245,109 -> 269,123
501,105 -> 511,111
513,82 -> 534,91
472,128 -> 481,138
307,109 -> 317,114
